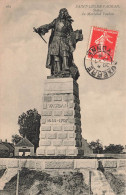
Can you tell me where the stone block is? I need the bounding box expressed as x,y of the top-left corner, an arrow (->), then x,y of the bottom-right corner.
53,140 -> 62,146
40,140 -> 51,146
45,160 -> 74,169
37,148 -> 45,155
69,133 -> 75,138
63,95 -> 68,101
47,149 -> 55,155
54,111 -> 62,116
58,133 -> 67,139
7,159 -> 18,168
35,161 -> 42,170
67,149 -> 77,155
28,161 -> 35,169
40,133 -> 46,139
53,126 -> 62,131
64,125 -> 74,131
47,133 -> 57,139
104,160 -> 117,168
69,94 -> 74,100
119,160 -> 126,167
41,126 -> 51,131
41,111 -> 52,116
44,78 -> 77,94
20,160 -> 27,168
41,119 -> 46,124
57,149 -> 66,156
43,95 -> 52,102
75,160 -> 98,169
63,94 -> 74,101
53,95 -> 62,101
63,140 -> 75,146
43,103 -> 47,109
68,118 -> 75,123
64,110 -> 73,116
68,103 -> 75,108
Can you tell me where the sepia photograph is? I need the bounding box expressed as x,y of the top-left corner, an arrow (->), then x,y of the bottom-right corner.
0,0 -> 126,194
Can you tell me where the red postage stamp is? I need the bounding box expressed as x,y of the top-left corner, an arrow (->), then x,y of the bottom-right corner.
84,26 -> 119,80
87,27 -> 118,62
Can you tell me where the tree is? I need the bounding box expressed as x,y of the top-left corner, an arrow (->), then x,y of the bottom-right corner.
18,109 -> 41,152
104,144 -> 124,154
11,134 -> 22,145
89,139 -> 103,154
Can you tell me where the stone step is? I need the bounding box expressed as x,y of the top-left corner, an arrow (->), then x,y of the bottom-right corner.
0,168 -> 18,190
90,170 -> 115,195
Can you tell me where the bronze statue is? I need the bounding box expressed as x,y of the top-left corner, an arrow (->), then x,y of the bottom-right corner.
34,8 -> 83,80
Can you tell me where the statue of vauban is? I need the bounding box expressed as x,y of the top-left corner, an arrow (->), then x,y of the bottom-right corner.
34,8 -> 83,80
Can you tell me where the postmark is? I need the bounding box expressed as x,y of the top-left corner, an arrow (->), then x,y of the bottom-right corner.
84,26 -> 118,79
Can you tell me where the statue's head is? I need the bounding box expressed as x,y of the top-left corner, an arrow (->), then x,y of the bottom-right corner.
59,8 -> 68,19
59,8 -> 73,22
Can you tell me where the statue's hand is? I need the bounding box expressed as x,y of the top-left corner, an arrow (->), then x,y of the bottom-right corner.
33,27 -> 45,35
33,27 -> 38,33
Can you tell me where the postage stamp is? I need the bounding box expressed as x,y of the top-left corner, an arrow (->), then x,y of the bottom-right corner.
84,26 -> 118,80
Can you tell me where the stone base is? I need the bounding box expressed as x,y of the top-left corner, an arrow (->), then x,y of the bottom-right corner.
37,147 -> 84,156
37,77 -> 83,156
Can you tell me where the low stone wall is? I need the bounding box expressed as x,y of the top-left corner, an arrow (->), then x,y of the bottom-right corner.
0,158 -> 126,170
101,159 -> 126,168
0,158 -> 98,170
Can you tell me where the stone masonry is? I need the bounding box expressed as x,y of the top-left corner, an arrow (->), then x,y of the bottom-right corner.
36,77 -> 84,156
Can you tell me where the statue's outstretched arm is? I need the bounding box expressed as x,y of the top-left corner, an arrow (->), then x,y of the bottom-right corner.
36,19 -> 56,35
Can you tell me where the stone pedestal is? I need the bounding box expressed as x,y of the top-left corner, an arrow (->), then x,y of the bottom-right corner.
37,77 -> 84,156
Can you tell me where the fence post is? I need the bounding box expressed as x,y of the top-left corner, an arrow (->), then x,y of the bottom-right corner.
89,170 -> 92,195
16,160 -> 20,195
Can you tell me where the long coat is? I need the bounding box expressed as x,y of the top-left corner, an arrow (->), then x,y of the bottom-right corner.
37,17 -> 73,69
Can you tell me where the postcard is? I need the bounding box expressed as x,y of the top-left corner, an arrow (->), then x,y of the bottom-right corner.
0,0 -> 126,194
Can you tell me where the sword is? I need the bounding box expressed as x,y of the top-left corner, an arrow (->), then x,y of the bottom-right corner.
33,27 -> 47,44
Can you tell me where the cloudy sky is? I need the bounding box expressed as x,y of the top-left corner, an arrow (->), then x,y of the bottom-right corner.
0,0 -> 126,146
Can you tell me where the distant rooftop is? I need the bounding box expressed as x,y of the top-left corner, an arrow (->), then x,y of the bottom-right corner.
15,138 -> 34,147
2,142 -> 14,151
